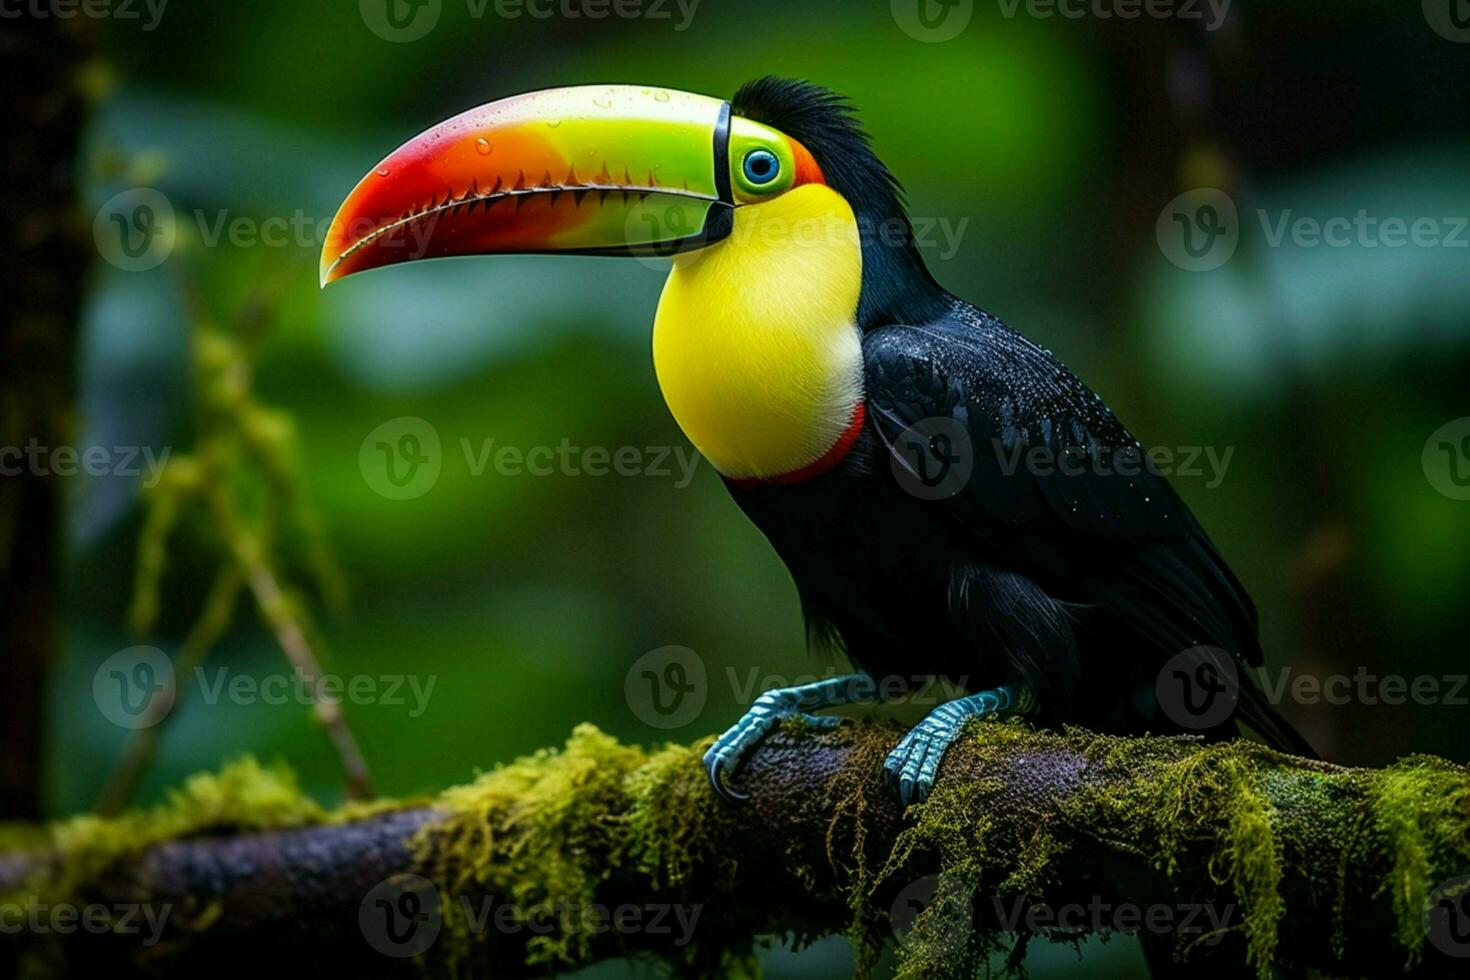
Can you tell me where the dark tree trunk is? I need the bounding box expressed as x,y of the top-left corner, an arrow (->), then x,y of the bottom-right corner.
0,14 -> 92,819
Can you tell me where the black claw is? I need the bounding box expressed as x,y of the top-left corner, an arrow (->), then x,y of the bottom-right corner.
706,760 -> 750,804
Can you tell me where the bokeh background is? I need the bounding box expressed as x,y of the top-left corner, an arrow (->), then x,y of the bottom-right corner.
23,0 -> 1470,975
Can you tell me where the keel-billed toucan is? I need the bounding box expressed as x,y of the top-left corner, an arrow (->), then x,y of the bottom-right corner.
322,79 -> 1313,804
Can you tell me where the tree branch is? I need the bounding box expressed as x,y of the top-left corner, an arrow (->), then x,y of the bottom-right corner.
2,723 -> 1467,979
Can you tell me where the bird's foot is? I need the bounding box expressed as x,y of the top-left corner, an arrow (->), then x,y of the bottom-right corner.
884,684 -> 1033,806
702,681 -> 857,803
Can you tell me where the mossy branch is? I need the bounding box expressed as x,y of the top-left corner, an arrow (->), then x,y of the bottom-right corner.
2,722 -> 1468,979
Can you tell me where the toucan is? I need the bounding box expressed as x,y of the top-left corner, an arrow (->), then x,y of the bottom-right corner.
322,78 -> 1313,805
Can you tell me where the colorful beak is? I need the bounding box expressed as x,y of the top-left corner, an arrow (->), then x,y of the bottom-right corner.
320,85 -> 734,286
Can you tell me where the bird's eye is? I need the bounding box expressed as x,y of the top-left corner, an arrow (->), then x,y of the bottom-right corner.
741,149 -> 780,186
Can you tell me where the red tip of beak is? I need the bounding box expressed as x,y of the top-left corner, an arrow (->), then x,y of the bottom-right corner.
320,96 -> 580,286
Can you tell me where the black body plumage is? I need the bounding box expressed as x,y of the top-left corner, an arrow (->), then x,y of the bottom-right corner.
728,78 -> 1312,754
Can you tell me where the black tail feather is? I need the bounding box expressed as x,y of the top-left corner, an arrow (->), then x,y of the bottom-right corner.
1235,677 -> 1317,759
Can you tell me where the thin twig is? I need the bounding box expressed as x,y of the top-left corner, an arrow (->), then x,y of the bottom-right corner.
210,485 -> 374,801
95,565 -> 244,816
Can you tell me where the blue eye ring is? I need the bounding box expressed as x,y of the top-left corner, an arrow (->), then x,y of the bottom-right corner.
742,148 -> 780,186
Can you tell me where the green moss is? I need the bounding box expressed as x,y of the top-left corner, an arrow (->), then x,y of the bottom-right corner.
1368,756 -> 1470,964
413,724 -> 642,968
825,720 -> 1470,980
410,724 -> 744,976
1,757 -> 327,916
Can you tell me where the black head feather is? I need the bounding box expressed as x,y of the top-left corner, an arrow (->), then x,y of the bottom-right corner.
731,77 -> 951,328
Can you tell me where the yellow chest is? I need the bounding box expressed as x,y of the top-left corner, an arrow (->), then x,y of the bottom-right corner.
652,186 -> 865,481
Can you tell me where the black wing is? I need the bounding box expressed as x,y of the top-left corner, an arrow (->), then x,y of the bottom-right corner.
864,305 -> 1311,754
